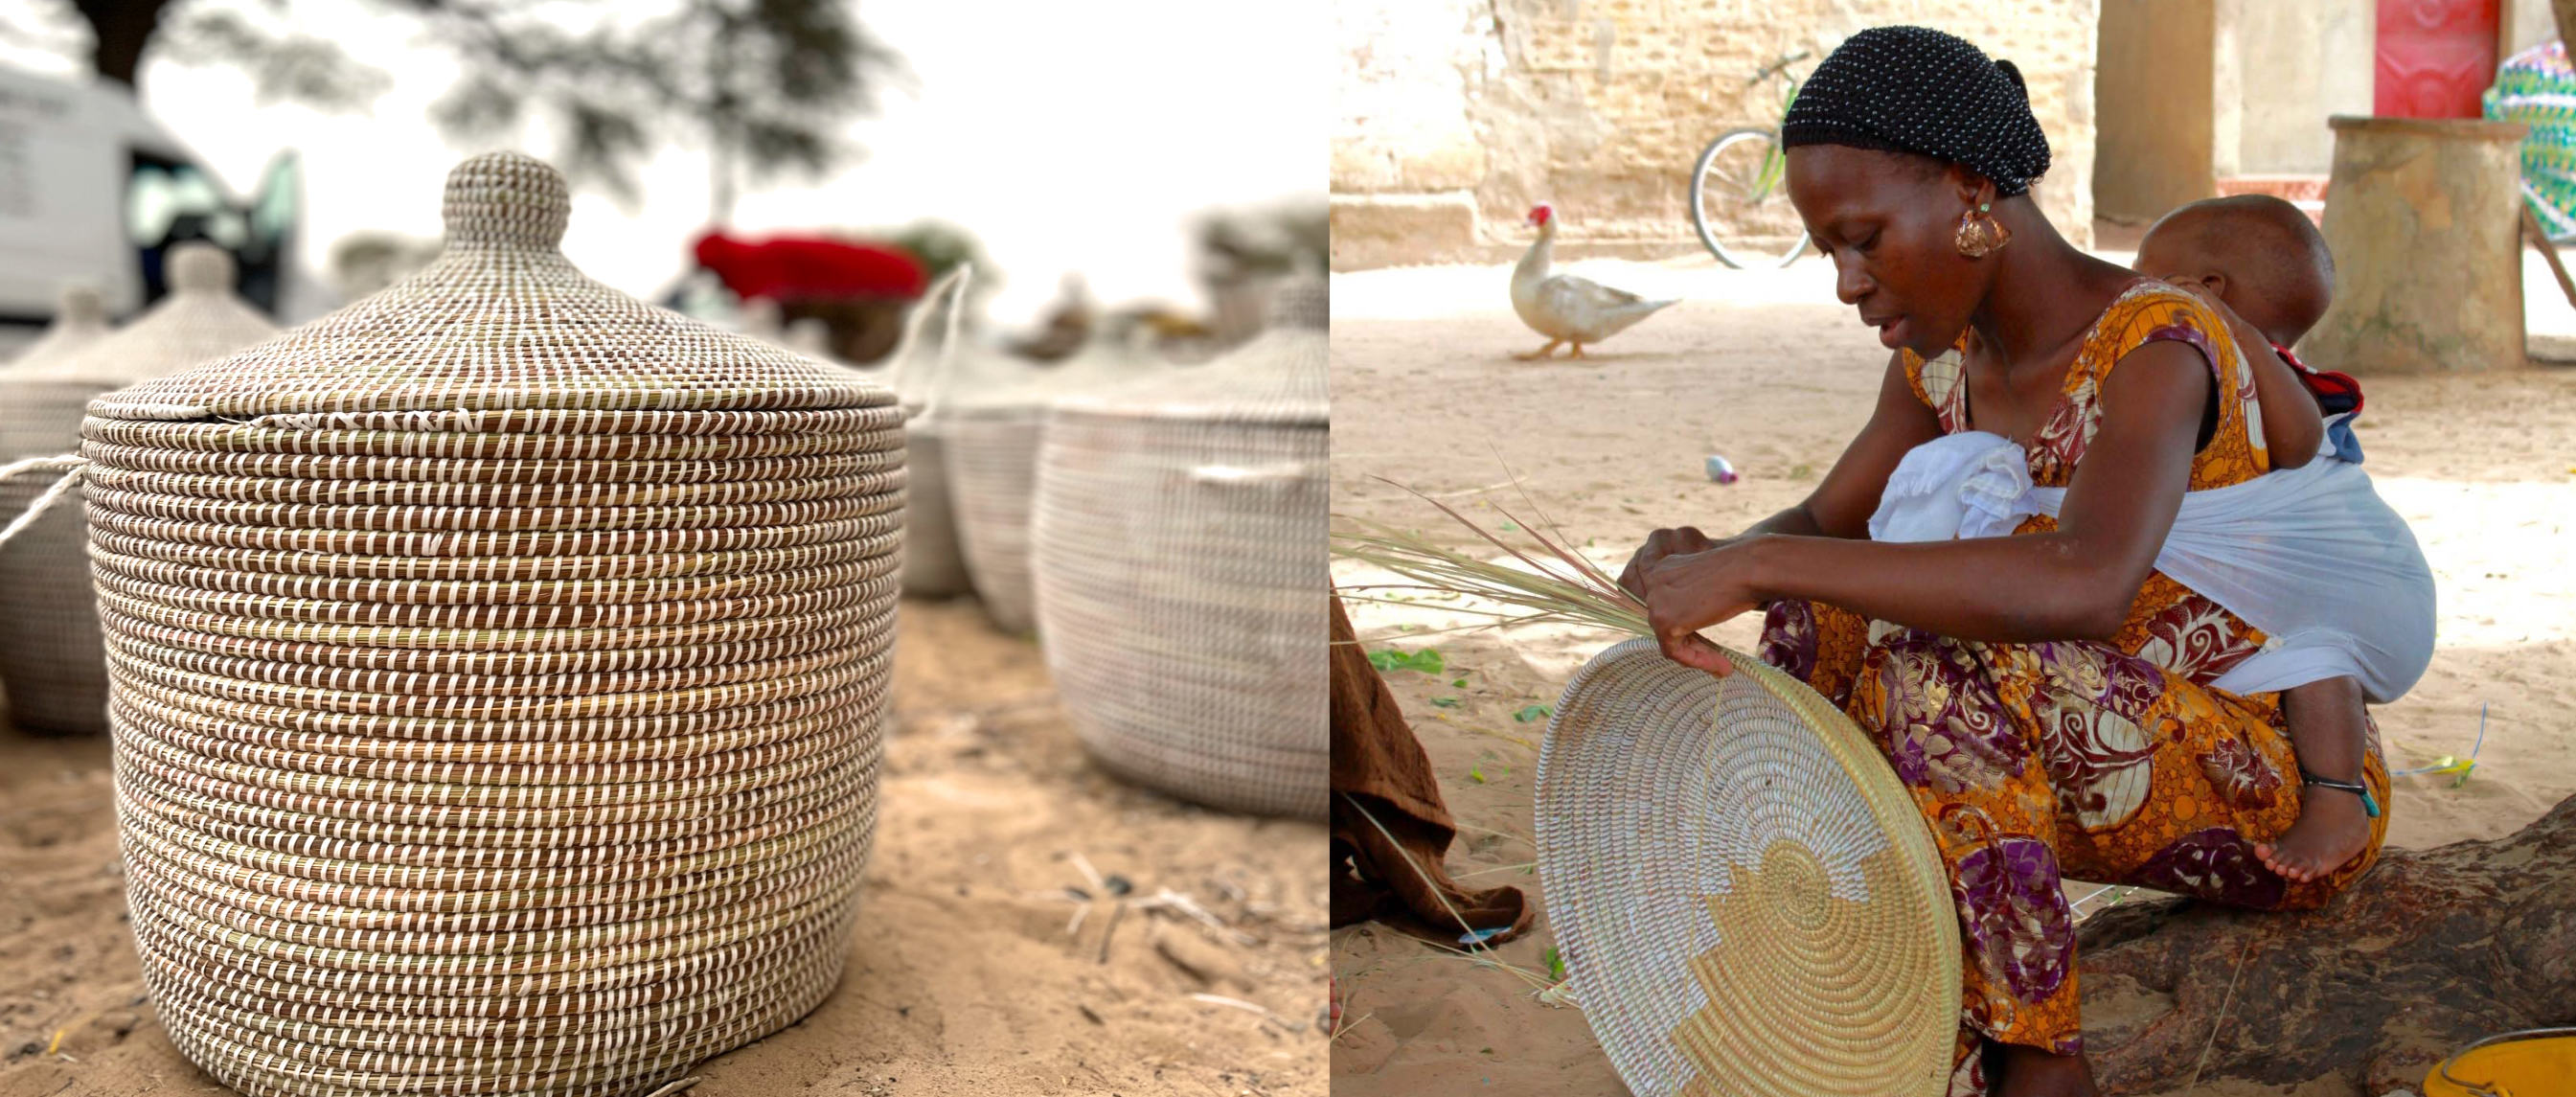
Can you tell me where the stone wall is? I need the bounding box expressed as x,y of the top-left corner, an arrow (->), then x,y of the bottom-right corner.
2230,0 -> 2374,177
1333,0 -> 2101,268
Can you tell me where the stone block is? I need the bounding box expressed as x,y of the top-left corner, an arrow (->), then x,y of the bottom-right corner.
1330,192 -> 1484,270
1519,18 -> 1601,72
2305,116 -> 2530,374
1332,139 -> 1402,193
1397,129 -> 1491,191
1583,0 -> 1669,22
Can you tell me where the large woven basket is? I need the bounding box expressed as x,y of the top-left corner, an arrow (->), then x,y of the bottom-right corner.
899,426 -> 970,597
943,335 -> 1164,634
873,269 -> 975,599
1535,637 -> 1960,1097
2,283 -> 111,367
1030,281 -> 1327,816
0,245 -> 276,736
86,152 -> 900,1097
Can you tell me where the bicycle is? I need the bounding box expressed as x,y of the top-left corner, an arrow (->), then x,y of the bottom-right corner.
1689,51 -> 1812,269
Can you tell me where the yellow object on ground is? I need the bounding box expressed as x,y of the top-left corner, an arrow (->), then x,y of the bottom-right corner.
2425,1029 -> 2576,1096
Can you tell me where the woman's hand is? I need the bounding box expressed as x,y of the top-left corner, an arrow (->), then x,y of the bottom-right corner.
1639,538 -> 1770,676
1618,526 -> 1719,601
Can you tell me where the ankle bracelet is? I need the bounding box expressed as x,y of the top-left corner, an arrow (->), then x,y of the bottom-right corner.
2299,766 -> 2382,818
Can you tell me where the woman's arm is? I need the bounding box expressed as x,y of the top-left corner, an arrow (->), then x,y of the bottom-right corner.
1638,339 -> 2212,673
1617,352 -> 1941,597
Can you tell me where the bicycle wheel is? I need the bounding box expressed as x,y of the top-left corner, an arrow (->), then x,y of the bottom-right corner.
1690,128 -> 1812,269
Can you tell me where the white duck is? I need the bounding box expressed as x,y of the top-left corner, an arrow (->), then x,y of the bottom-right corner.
1509,202 -> 1679,359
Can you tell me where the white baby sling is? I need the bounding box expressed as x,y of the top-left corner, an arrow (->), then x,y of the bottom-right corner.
1867,426 -> 2436,703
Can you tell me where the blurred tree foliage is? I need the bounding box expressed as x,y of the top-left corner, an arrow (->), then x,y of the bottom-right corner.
879,217 -> 996,311
18,0 -> 902,220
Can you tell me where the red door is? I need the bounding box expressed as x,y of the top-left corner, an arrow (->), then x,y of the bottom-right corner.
2376,0 -> 2501,118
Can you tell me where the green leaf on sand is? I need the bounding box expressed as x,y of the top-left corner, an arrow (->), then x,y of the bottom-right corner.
1369,648 -> 1446,674
1513,704 -> 1553,723
1429,697 -> 1461,708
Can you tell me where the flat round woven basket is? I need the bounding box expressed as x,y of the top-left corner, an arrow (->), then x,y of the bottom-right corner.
1031,281 -> 1327,817
1535,637 -> 1960,1097
87,152 -> 900,1097
0,245 -> 276,736
943,337 -> 1164,634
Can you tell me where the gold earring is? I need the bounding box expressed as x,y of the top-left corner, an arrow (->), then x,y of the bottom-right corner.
1955,201 -> 2011,259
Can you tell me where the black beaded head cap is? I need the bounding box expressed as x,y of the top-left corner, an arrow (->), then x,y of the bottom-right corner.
1780,25 -> 2050,196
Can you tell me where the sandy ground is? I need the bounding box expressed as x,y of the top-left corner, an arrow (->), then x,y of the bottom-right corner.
1326,244 -> 2576,1095
0,597 -> 1328,1097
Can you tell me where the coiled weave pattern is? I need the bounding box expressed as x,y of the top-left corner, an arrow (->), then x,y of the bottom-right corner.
1031,282 -> 1328,816
87,152 -> 900,1096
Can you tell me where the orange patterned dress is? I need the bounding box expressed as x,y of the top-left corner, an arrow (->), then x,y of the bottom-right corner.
1753,281 -> 2390,1092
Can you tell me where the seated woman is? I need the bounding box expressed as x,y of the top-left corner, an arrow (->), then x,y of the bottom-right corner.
1618,27 -> 2395,1097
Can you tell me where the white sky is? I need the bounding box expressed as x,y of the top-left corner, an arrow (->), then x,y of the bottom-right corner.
0,0 -> 1326,326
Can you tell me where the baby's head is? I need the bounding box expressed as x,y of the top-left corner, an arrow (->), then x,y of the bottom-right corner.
2135,194 -> 2335,348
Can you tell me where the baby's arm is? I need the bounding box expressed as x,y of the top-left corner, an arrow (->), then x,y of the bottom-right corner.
2163,282 -> 2325,468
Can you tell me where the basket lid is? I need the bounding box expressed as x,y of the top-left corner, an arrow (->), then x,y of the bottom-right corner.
5,284 -> 110,369
1536,637 -> 1960,1097
1054,278 -> 1325,425
91,152 -> 891,422
34,244 -> 276,387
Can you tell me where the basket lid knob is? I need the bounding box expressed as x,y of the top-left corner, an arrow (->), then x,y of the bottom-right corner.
442,150 -> 570,251
57,282 -> 104,325
168,242 -> 236,295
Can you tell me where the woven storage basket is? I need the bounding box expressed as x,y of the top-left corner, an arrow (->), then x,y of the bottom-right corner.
86,152 -> 900,1097
899,425 -> 970,597
3,283 -> 111,367
0,245 -> 276,736
1535,637 -> 1960,1097
873,269 -> 974,600
1029,281 -> 1327,816
943,334 -> 1164,634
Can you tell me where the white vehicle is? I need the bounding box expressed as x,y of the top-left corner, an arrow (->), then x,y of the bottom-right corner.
0,63 -> 295,355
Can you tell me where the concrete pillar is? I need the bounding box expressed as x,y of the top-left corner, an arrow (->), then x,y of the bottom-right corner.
2303,115 -> 2531,374
2094,0 -> 2219,221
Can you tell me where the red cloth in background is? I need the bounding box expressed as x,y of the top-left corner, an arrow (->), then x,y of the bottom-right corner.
693,231 -> 928,302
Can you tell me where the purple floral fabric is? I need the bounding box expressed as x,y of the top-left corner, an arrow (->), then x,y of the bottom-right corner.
1952,834 -> 2077,1002
1759,599 -> 1818,684
1875,628 -> 2024,793
2134,828 -> 2289,910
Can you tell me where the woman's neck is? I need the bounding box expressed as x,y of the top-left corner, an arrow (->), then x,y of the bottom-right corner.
1964,209 -> 2124,371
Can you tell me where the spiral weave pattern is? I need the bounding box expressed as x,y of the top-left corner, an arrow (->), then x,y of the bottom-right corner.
89,152 -> 900,1096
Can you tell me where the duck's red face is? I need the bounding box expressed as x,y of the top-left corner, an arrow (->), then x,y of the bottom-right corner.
1526,204 -> 1553,227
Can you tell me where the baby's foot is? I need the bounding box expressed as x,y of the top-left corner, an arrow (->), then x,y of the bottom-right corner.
2254,788 -> 2372,882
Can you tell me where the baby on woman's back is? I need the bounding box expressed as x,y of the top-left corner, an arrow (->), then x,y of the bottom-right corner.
2133,194 -> 2379,883
2135,194 -> 2365,469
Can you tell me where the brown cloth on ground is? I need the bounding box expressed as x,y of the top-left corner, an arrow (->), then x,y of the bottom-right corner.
1330,593 -> 1534,945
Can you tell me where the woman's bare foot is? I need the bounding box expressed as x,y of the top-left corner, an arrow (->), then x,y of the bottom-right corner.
1996,1042 -> 2101,1097
2254,786 -> 2372,882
